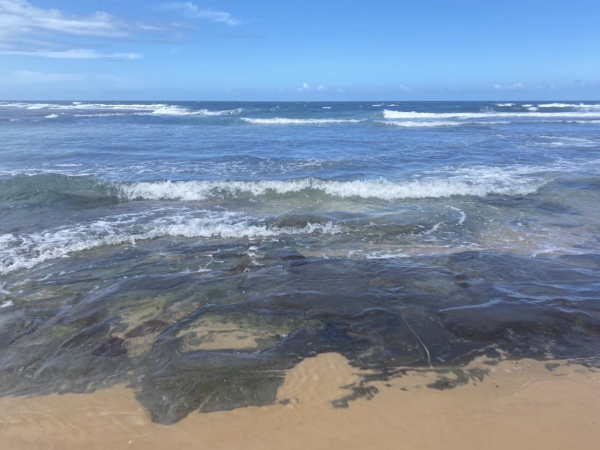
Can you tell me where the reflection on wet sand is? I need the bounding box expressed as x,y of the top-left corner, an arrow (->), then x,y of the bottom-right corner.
1,353 -> 599,450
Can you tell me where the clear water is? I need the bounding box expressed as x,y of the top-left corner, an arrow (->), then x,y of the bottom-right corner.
0,100 -> 599,423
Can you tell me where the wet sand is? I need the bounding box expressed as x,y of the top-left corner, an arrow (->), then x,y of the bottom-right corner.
1,353 -> 598,450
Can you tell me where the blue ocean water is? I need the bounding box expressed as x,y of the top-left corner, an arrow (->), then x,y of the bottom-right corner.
1,101 -> 600,422
1,100 -> 600,273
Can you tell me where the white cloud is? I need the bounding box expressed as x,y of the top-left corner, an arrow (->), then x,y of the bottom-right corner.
1,49 -> 142,59
161,2 -> 241,26
398,84 -> 410,91
0,1 -> 150,60
0,0 -> 132,39
493,83 -> 524,90
298,83 -> 327,92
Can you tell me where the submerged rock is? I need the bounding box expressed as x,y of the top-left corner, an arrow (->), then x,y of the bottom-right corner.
92,337 -> 127,357
1,251 -> 599,424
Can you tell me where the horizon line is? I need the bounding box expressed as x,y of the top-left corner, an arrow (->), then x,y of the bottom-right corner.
2,99 -> 600,103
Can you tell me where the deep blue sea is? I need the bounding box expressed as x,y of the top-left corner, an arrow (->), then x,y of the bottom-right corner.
1,100 -> 599,423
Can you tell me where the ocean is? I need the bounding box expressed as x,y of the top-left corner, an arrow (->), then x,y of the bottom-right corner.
1,100 -> 599,424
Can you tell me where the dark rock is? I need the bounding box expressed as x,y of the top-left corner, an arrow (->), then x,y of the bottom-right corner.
92,337 -> 127,357
267,249 -> 306,261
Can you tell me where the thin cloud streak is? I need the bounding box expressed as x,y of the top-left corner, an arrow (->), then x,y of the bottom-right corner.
0,0 -> 131,38
160,2 -> 241,26
1,49 -> 143,59
494,83 -> 524,90
0,70 -> 83,83
0,0 -> 151,61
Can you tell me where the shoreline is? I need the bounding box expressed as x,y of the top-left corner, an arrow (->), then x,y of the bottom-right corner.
1,353 -> 598,450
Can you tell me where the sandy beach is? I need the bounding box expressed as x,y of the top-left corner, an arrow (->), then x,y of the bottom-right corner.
1,353 -> 598,450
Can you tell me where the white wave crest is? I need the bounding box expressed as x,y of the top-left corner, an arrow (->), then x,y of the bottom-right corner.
241,118 -> 364,125
380,120 -> 510,128
74,113 -> 127,117
379,120 -> 465,128
537,103 -> 600,109
118,172 -> 545,203
0,102 -> 243,117
45,114 -> 58,119
383,109 -> 600,119
0,211 -> 340,275
148,107 -> 243,116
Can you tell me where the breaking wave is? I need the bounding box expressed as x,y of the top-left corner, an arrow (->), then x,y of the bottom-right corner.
146,107 -> 243,116
241,118 -> 365,125
0,211 -> 340,275
537,103 -> 600,109
383,110 -> 600,119
0,102 -> 243,117
378,120 -> 509,128
119,173 -> 545,202
0,166 -> 552,207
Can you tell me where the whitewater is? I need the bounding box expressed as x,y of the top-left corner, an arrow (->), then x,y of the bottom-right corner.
1,100 -> 600,274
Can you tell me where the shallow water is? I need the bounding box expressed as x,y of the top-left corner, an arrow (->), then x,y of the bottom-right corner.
0,101 -> 599,424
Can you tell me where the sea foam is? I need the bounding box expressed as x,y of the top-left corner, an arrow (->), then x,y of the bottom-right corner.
383,110 -> 600,119
379,120 -> 467,128
0,102 -> 242,117
537,103 -> 600,109
0,212 -> 340,275
241,118 -> 364,125
118,172 -> 545,203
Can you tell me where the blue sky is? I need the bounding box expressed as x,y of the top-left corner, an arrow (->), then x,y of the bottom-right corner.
0,0 -> 599,100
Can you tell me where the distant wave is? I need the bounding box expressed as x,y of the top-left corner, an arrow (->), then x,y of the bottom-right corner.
380,120 -> 462,127
241,118 -> 364,125
74,113 -> 127,117
383,109 -> 600,119
0,102 -> 243,117
496,103 -> 515,107
147,107 -> 243,116
536,103 -> 600,109
0,102 -> 171,111
44,114 -> 58,119
378,120 -> 509,128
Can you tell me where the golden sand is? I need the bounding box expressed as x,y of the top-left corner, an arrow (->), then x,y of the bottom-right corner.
0,353 -> 599,450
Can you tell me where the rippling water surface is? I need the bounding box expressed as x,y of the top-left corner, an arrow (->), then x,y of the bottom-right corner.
1,100 -> 599,423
